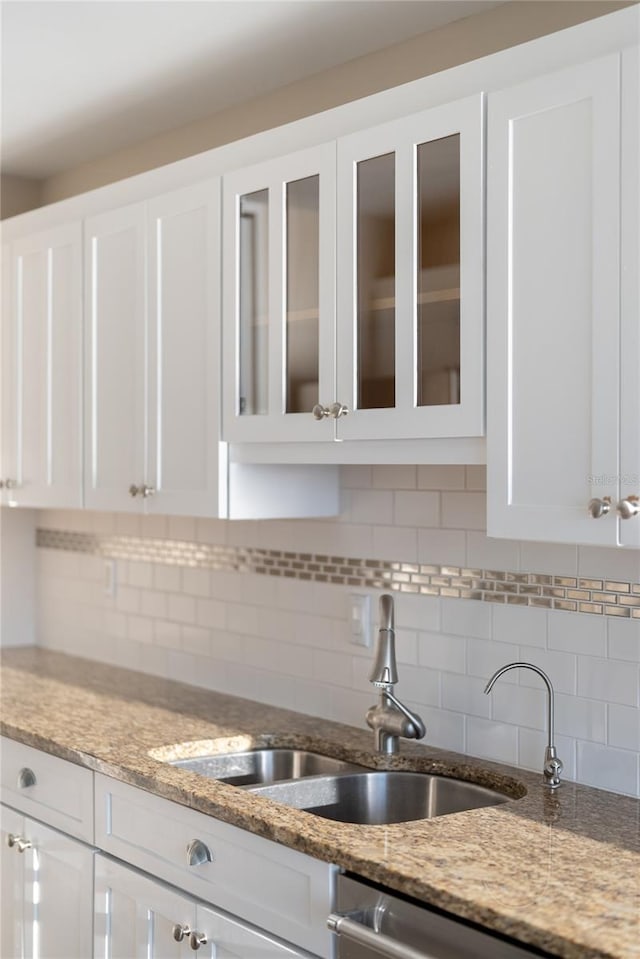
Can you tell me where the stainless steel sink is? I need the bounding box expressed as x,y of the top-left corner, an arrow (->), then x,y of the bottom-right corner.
168,748 -> 365,787
247,771 -> 509,824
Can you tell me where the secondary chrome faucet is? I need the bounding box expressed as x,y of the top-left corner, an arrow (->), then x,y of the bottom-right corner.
484,662 -> 563,789
366,594 -> 426,754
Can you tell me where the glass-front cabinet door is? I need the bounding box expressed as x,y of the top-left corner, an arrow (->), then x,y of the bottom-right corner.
223,144 -> 336,442
335,93 -> 484,440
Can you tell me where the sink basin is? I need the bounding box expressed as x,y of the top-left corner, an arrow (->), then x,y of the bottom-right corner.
248,771 -> 510,824
168,748 -> 365,787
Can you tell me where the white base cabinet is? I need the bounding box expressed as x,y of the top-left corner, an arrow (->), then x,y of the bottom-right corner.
95,855 -> 315,958
0,804 -> 94,959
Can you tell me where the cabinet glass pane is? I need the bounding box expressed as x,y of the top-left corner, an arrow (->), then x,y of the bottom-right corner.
417,134 -> 461,407
357,152 -> 395,410
286,175 -> 320,414
239,189 -> 268,416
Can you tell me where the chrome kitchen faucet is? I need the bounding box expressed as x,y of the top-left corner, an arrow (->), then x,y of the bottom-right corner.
484,662 -> 563,789
366,594 -> 426,754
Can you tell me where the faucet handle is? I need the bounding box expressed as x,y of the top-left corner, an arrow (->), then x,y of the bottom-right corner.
369,594 -> 399,686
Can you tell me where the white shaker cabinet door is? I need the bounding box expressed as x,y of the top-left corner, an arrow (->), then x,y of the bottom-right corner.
1,223 -> 83,508
84,202 -> 147,512
146,181 -> 224,517
487,54 -> 622,545
619,46 -> 640,548
1,805 -> 25,959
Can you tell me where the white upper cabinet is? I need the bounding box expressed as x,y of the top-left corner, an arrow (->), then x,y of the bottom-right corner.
223,143 -> 336,443
335,94 -> 485,442
1,223 -> 83,508
85,182 -> 223,516
486,49 -> 639,547
222,95 -> 485,447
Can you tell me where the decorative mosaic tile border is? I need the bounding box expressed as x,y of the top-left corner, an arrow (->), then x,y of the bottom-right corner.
36,529 -> 640,619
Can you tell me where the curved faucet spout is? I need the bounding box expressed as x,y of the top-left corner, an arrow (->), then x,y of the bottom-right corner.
485,662 -> 563,789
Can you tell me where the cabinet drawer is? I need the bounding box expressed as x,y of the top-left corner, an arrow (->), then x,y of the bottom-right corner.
95,774 -> 334,958
0,738 -> 94,842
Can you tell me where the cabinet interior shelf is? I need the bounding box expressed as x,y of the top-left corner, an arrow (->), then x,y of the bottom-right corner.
372,287 -> 460,311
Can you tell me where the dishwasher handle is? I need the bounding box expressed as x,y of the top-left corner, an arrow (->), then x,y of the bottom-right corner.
328,914 -> 439,959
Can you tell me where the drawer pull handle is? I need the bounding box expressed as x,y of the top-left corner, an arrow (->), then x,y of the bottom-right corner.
18,767 -> 37,789
172,923 -> 191,942
189,931 -> 207,951
186,838 -> 213,867
7,834 -> 33,853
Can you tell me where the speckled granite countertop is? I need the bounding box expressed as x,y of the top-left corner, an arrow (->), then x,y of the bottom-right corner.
1,648 -> 639,959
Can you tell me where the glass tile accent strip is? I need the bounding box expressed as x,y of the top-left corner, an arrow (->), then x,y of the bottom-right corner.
36,529 -> 639,619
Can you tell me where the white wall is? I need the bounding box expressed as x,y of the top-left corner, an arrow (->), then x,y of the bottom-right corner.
0,508 -> 36,646
34,466 -> 640,797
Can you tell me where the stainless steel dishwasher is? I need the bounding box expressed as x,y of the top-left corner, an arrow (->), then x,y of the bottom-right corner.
328,874 -> 552,959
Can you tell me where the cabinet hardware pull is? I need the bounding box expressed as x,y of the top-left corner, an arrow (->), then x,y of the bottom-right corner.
18,767 -> 36,789
129,484 -> 140,498
140,484 -> 155,498
329,402 -> 349,419
189,931 -> 207,951
312,404 -> 331,420
616,496 -> 639,519
1,478 -> 17,490
7,834 -> 32,853
172,923 -> 191,942
587,497 -> 611,519
186,838 -> 213,867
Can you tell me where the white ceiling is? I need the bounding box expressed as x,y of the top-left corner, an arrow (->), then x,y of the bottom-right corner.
1,0 -> 504,180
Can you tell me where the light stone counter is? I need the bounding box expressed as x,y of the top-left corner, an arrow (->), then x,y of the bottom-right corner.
1,647 -> 638,959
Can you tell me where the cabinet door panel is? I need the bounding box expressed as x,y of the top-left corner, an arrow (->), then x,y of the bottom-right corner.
23,818 -> 94,959
95,855 -> 207,959
4,224 -> 82,508
1,805 -> 25,959
198,902 -> 314,958
487,54 -> 621,545
223,144 -> 336,443
336,94 -> 484,440
85,203 -> 146,512
620,47 -> 640,548
147,182 -> 223,517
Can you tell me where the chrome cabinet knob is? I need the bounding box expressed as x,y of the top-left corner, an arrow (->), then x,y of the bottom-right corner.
18,767 -> 36,789
0,478 -> 17,490
7,834 -> 32,853
329,402 -> 349,419
312,404 -> 331,420
172,923 -> 191,942
617,495 -> 639,519
587,496 -> 611,518
189,932 -> 207,951
140,484 -> 155,498
129,484 -> 140,498
186,838 -> 213,867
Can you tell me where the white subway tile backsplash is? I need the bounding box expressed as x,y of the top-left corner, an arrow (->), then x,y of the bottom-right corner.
466,531 -> 520,571
608,704 -> 640,751
442,597 -> 492,639
372,465 -> 417,489
441,673 -> 491,719
577,741 -> 639,796
608,618 -> 640,662
441,492 -> 486,530
516,647 -> 577,696
466,718 -> 519,764
417,529 -> 466,567
493,604 -> 547,648
167,593 -> 197,625
548,609 -> 607,657
577,657 -> 639,707
371,525 -> 418,562
34,465 -> 640,798
394,491 -> 440,528
417,631 -> 466,674
555,694 -> 606,743
417,465 -> 465,490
